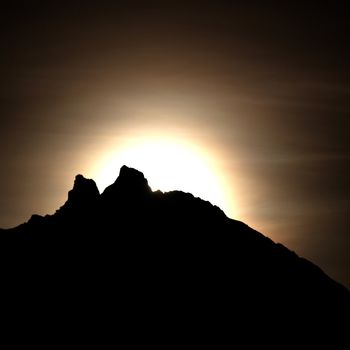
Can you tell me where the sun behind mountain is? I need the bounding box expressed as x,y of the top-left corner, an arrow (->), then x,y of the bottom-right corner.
90,136 -> 235,218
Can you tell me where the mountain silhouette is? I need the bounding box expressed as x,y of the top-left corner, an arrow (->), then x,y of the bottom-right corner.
1,165 -> 349,344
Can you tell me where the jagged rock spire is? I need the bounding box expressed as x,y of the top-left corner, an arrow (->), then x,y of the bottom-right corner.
63,174 -> 99,211
102,165 -> 151,198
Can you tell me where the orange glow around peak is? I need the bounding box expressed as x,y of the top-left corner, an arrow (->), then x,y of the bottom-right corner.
90,134 -> 236,219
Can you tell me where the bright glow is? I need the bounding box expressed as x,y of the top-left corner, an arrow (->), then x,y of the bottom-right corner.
91,136 -> 234,217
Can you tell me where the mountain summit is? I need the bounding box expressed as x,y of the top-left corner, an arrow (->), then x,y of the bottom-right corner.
65,174 -> 99,208
102,165 -> 152,199
1,165 -> 349,343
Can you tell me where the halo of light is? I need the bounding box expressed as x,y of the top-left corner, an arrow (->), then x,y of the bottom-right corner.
90,135 -> 235,217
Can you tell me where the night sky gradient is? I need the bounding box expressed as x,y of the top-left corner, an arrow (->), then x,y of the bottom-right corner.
1,1 -> 349,287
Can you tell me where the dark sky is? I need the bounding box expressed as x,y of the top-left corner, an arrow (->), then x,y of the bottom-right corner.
1,1 -> 349,287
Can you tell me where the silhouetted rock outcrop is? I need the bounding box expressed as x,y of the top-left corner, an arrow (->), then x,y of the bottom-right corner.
1,165 -> 349,344
56,174 -> 100,216
67,174 -> 100,206
103,165 -> 151,197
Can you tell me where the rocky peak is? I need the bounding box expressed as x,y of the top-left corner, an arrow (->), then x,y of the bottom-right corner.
102,165 -> 151,198
66,174 -> 100,207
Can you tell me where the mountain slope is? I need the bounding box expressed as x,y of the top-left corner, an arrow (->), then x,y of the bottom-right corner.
1,165 -> 349,343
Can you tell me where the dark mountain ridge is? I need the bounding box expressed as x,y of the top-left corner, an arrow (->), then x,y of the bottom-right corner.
1,165 -> 349,343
